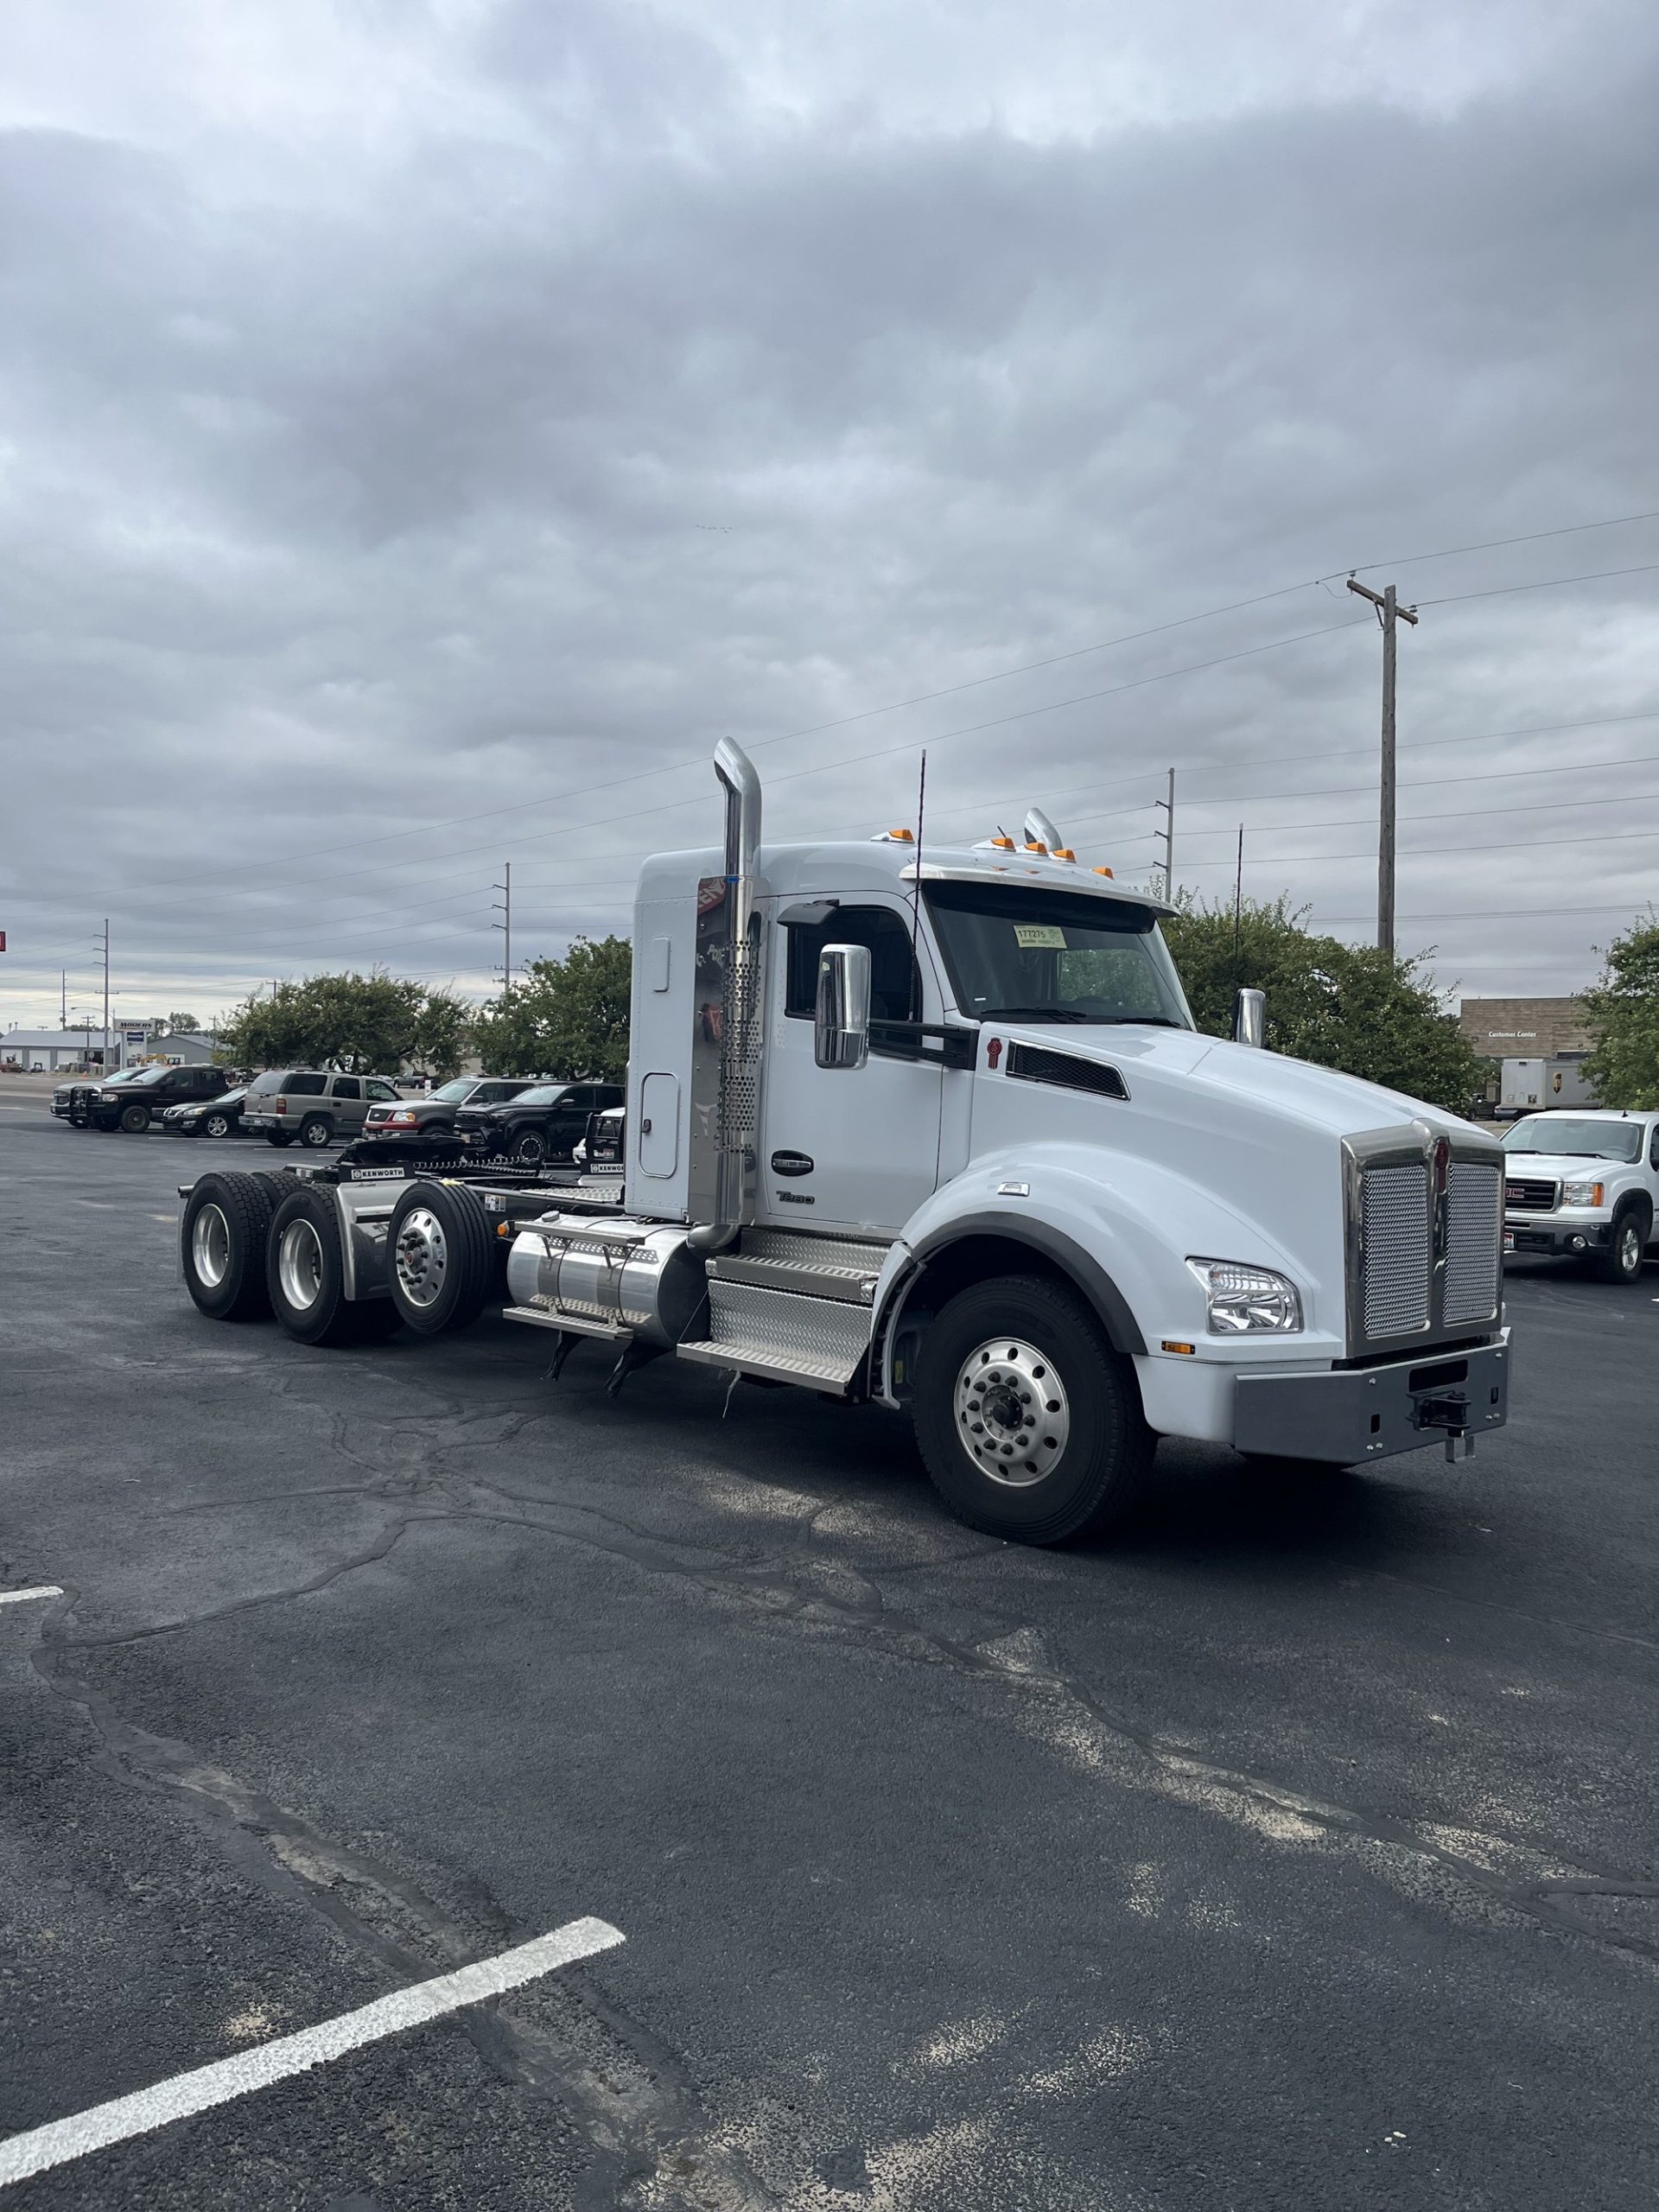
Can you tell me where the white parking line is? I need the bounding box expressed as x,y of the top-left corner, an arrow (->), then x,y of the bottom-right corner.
0,1916 -> 624,2188
0,1586 -> 62,1607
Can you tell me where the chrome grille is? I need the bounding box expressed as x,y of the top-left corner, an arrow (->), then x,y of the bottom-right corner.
1445,1161 -> 1503,1324
1361,1163 -> 1430,1338
1503,1176 -> 1557,1212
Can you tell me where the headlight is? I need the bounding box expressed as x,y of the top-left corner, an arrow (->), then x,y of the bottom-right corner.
387,1109 -> 420,1127
1185,1256 -> 1303,1334
1562,1179 -> 1605,1207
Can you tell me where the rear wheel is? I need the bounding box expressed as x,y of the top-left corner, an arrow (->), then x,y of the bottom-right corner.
387,1182 -> 495,1335
181,1172 -> 280,1321
1592,1205 -> 1649,1284
512,1128 -> 547,1166
267,1186 -> 402,1346
912,1274 -> 1153,1543
118,1103 -> 151,1134
299,1115 -> 333,1149
266,1132 -> 294,1147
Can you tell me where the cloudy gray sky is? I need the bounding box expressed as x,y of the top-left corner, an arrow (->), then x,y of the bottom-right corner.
3,0 -> 1656,1034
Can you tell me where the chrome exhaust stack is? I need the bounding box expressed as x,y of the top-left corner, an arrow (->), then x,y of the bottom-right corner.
689,739 -> 764,1255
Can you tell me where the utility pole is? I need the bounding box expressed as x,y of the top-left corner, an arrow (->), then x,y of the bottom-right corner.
1154,767 -> 1176,898
493,862 -> 512,989
1346,577 -> 1419,956
60,970 -> 67,1029
1232,826 -> 1244,957
96,919 -> 110,1066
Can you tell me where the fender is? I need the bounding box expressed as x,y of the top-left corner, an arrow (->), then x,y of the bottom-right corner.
905,1211 -> 1147,1356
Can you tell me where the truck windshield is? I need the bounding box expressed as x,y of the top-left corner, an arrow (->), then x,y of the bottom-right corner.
925,881 -> 1193,1027
1503,1116 -> 1642,1163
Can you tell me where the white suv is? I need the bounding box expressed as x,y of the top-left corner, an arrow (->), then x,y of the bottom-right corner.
1502,1110 -> 1659,1283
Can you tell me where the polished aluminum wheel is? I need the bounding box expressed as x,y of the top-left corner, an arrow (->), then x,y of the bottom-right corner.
277,1217 -> 325,1311
1618,1218 -> 1643,1274
394,1207 -> 449,1309
191,1203 -> 231,1289
954,1336 -> 1071,1487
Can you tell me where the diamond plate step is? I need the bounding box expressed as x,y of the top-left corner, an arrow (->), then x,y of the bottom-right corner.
708,1225 -> 891,1305
675,1277 -> 872,1391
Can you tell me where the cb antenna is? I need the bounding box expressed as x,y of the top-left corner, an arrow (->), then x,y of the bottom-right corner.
908,749 -> 927,1020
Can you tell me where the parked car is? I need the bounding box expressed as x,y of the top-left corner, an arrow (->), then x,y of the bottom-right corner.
76,1064 -> 232,1134
454,1080 -> 625,1166
359,1076 -> 538,1144
573,1103 -> 625,1174
53,1067 -> 142,1123
241,1070 -> 403,1149
1503,1109 -> 1659,1282
159,1084 -> 252,1140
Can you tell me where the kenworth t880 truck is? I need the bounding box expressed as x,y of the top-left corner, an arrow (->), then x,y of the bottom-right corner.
177,740 -> 1512,1544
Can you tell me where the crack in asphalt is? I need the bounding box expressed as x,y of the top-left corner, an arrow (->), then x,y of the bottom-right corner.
42,1455 -> 1659,1976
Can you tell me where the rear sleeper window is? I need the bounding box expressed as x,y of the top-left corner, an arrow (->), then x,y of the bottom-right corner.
785,906 -> 920,1023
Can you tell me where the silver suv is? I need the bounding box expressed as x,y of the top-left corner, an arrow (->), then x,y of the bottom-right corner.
241,1070 -> 402,1149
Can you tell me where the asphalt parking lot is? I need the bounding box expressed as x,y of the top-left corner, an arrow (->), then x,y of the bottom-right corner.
2,1078 -> 1656,2210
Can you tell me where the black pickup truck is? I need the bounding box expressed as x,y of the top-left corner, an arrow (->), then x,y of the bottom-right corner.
55,1063 -> 231,1133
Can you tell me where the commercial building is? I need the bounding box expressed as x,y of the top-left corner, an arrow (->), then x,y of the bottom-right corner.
1456,997 -> 1593,1060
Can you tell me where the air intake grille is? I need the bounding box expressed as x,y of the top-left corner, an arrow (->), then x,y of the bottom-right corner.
1006,1044 -> 1128,1100
1503,1176 -> 1556,1212
1361,1163 -> 1430,1338
1445,1161 -> 1503,1324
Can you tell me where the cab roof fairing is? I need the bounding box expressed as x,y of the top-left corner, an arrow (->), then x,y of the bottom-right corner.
634,839 -> 1172,912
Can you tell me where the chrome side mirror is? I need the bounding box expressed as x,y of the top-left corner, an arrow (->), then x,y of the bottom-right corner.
1232,987 -> 1267,1048
815,944 -> 871,1070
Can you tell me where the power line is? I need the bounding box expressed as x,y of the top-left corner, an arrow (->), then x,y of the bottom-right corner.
113,508 -> 1659,890
1415,561 -> 1659,608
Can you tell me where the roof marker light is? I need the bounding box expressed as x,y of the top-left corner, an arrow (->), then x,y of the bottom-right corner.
1022,840 -> 1048,855
1092,865 -> 1115,878
990,834 -> 1015,850
1052,847 -> 1076,862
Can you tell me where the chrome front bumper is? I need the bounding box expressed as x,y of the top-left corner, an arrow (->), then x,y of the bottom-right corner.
1232,1334 -> 1510,1465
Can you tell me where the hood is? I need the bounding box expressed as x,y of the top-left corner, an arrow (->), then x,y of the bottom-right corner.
999,1021 -> 1483,1143
1501,1148 -> 1632,1179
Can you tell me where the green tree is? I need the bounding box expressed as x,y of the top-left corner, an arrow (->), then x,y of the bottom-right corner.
165,1011 -> 201,1033
1579,912 -> 1659,1109
217,970 -> 474,1078
1161,894 -> 1482,1115
473,936 -> 632,1081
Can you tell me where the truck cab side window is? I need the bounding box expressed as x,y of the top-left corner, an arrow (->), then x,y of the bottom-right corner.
785,906 -> 920,1024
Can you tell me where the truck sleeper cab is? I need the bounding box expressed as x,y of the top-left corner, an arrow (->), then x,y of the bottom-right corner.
176,740 -> 1511,1545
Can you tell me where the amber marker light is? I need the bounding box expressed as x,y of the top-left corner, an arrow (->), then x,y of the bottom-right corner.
1092,864 -> 1115,878
1161,1340 -> 1196,1355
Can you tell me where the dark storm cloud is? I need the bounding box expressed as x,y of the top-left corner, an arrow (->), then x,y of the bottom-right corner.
1,0 -> 1656,1023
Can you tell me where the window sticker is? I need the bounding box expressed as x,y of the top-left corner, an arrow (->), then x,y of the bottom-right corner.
1013,923 -> 1067,950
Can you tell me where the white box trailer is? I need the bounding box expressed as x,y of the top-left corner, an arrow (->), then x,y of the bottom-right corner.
1499,1054 -> 1599,1117
175,740 -> 1512,1544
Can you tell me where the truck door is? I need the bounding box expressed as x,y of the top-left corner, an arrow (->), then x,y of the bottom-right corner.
760,900 -> 944,1235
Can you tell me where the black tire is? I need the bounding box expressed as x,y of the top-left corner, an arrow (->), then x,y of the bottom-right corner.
181,1172 -> 280,1321
266,1132 -> 295,1147
1592,1204 -> 1650,1285
267,1186 -> 403,1347
512,1128 -> 547,1166
299,1115 -> 334,1149
203,1110 -> 232,1139
912,1274 -> 1153,1544
386,1181 -> 496,1336
118,1103 -> 151,1134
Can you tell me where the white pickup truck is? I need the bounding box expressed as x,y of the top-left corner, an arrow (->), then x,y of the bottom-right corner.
1502,1109 -> 1659,1283
175,739 -> 1512,1543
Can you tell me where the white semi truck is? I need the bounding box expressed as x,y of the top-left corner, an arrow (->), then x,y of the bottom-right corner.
177,740 -> 1512,1543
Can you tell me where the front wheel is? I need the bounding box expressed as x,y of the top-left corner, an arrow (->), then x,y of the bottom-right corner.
912,1274 -> 1153,1543
1592,1207 -> 1649,1285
